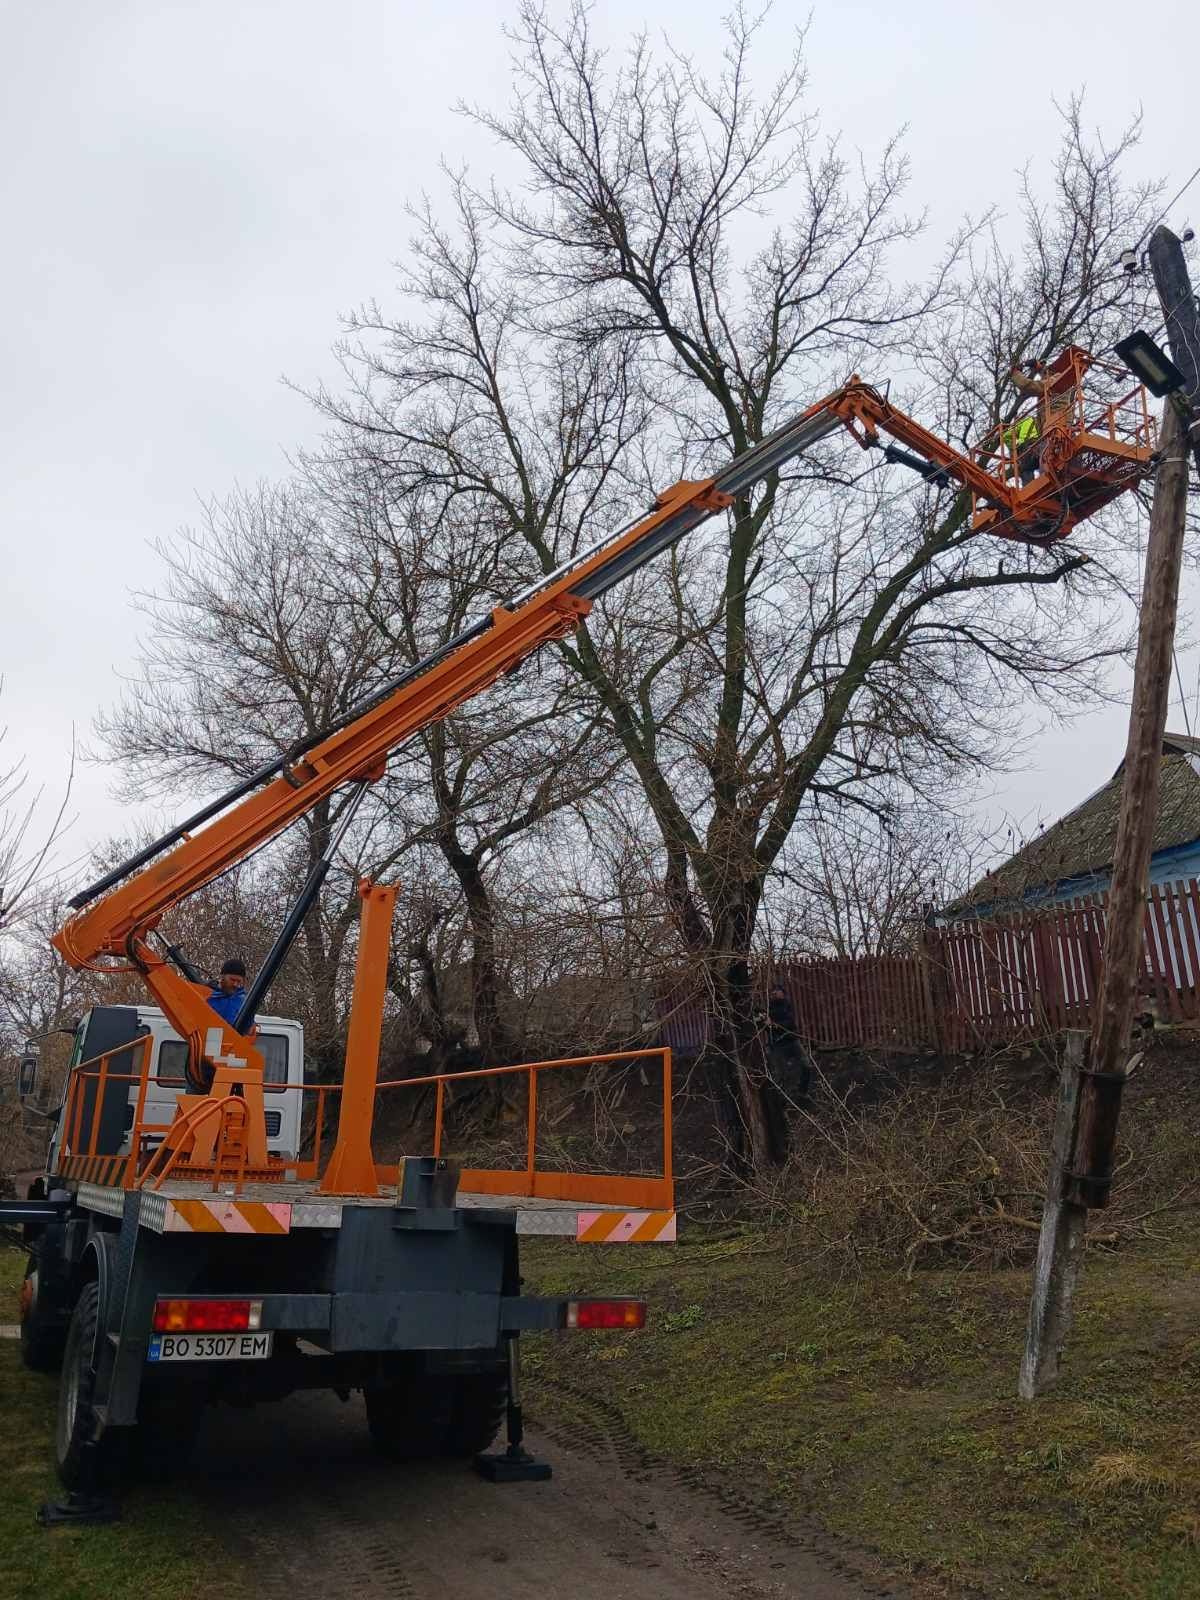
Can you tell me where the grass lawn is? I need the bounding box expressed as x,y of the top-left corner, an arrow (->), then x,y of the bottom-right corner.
0,1248 -> 230,1600
522,1227 -> 1200,1599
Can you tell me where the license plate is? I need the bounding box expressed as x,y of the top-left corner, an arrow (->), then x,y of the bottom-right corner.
147,1331 -> 273,1363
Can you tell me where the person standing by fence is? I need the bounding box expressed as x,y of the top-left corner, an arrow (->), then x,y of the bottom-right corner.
766,983 -> 812,1101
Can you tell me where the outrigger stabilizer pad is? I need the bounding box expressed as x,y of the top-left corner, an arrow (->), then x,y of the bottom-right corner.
477,1338 -> 552,1481
37,1492 -> 121,1527
475,1445 -> 553,1484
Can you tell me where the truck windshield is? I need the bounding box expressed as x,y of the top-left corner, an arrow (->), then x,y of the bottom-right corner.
158,1032 -> 289,1091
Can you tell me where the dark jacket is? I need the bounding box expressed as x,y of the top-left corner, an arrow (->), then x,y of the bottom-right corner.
767,993 -> 797,1043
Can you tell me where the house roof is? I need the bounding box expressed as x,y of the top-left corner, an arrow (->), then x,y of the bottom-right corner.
949,734 -> 1200,912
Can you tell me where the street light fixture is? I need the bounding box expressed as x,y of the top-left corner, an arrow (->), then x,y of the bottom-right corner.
1114,330 -> 1186,398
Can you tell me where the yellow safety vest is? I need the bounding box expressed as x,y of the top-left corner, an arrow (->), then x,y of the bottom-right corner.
1003,415 -> 1039,451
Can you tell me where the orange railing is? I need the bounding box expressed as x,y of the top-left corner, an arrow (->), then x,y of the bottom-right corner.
58,1036 -> 155,1185
54,1037 -> 674,1212
372,1047 -> 674,1212
971,396 -> 1042,493
56,1040 -> 339,1190
1079,377 -> 1156,452
968,355 -> 1156,505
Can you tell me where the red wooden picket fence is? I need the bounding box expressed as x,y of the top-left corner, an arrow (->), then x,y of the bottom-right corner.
657,875 -> 1200,1055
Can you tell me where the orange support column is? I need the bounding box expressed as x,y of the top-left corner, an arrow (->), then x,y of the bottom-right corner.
318,879 -> 399,1196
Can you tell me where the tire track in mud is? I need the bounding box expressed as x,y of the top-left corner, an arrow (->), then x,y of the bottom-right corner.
530,1376 -> 910,1600
209,1483 -> 421,1600
196,1395 -> 423,1600
192,1384 -> 916,1600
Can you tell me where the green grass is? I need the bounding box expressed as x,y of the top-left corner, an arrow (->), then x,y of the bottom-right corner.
522,1229 -> 1200,1599
0,1248 -> 229,1600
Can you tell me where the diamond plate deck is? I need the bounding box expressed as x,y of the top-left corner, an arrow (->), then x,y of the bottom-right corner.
71,1177 -> 633,1234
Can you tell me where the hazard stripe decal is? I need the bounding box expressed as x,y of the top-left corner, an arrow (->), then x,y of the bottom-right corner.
61,1154 -> 125,1186
576,1210 -> 677,1243
163,1200 -> 292,1235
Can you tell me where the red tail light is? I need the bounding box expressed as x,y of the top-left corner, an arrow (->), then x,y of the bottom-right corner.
565,1298 -> 647,1330
152,1298 -> 262,1332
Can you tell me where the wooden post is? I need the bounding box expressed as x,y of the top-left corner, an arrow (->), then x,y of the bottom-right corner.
1019,311 -> 1193,1393
1019,1030 -> 1089,1399
1070,395 -> 1189,1207
1147,226 -> 1200,475
919,925 -> 946,1053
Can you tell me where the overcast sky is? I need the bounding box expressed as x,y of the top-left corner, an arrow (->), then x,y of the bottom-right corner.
3,0 -> 1199,890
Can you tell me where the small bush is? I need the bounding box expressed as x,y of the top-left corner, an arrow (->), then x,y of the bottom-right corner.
741,1052 -> 1199,1278
1080,1451 -> 1179,1499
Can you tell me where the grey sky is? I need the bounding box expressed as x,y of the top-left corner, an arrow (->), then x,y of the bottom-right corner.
3,0 -> 1198,884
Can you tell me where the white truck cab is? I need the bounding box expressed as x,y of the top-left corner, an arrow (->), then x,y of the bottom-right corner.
48,1003 -> 305,1170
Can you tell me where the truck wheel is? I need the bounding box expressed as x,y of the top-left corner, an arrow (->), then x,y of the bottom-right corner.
365,1369 -> 506,1460
54,1281 -> 124,1490
19,1258 -> 66,1373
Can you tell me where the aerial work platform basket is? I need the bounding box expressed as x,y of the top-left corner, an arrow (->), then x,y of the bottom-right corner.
969,345 -> 1156,542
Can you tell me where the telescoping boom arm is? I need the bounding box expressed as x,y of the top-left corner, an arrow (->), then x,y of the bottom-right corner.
53,361 -> 1152,1147
55,382 -> 858,969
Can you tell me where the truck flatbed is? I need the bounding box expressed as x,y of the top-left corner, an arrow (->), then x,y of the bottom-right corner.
68,1175 -> 674,1240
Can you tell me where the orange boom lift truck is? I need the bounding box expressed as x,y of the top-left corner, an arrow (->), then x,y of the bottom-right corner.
5,352 -> 1154,1521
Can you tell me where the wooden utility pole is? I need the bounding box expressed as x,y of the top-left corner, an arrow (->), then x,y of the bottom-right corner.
1019,1031 -> 1088,1398
1147,226 -> 1200,474
1020,232 -> 1195,1397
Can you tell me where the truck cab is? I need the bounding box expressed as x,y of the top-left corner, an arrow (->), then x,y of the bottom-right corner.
45,1004 -> 305,1173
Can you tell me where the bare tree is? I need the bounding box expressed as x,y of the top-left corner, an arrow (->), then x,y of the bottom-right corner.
761,801 -> 993,959
97,457 -> 633,1077
325,6 -> 1162,1168
0,690 -> 74,933
95,483 -> 400,1073
0,890 -> 95,1055
309,455 -> 631,1065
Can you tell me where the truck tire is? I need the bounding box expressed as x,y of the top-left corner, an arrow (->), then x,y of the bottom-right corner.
19,1257 -> 67,1373
364,1369 -> 506,1460
54,1281 -> 125,1491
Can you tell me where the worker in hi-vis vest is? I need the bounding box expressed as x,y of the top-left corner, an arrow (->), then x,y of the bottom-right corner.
1002,409 -> 1041,484
1006,347 -> 1091,484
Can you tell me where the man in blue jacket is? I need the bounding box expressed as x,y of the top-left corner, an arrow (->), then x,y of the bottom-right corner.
207,958 -> 250,1027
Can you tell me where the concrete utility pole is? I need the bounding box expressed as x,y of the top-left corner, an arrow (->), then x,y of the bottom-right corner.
1020,231 -> 1196,1399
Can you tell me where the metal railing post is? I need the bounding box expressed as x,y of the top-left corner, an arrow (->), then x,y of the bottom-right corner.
70,1070 -> 87,1153
62,1071 -> 79,1161
87,1053 -> 109,1158
661,1049 -> 674,1191
313,1087 -> 326,1170
434,1078 -> 445,1157
121,1039 -> 153,1184
526,1067 -> 538,1189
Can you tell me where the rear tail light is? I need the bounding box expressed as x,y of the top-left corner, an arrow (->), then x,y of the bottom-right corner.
565,1298 -> 647,1330
152,1297 -> 262,1333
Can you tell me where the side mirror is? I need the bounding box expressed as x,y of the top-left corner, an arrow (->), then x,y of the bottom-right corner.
18,1050 -> 38,1101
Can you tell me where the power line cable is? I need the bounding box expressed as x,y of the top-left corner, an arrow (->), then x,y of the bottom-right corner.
1130,161 -> 1200,256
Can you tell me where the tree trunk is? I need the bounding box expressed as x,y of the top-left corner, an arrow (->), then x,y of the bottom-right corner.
302,902 -> 343,1080
441,842 -> 516,1068
707,892 -> 790,1172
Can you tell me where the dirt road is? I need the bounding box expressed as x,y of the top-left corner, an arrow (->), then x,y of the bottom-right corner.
193,1386 -> 905,1600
